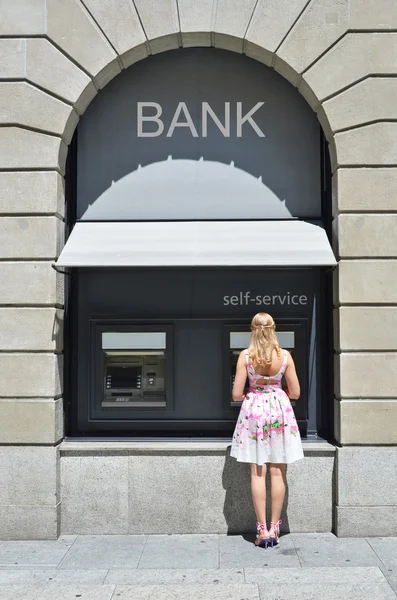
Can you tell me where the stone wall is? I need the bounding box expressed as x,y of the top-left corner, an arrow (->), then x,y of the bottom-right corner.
0,0 -> 396,538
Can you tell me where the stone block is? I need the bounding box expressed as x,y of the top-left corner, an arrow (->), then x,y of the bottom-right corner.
0,308 -> 63,351
333,396 -> 341,442
319,78 -> 397,138
336,214 -> 397,258
0,398 -> 63,444
283,534 -> 383,566
0,128 -> 67,173
246,567 -> 389,585
333,168 -> 397,213
281,453 -> 334,532
55,535 -> 148,569
335,260 -> 397,304
335,307 -> 397,351
276,0 -> 349,77
0,0 -> 45,34
46,0 -> 119,84
350,0 -> 397,29
367,539 -> 397,568
149,34 -> 180,55
244,42 -> 273,67
26,39 -> 97,116
128,452 -> 234,533
337,447 -> 397,505
119,44 -> 148,69
335,399 -> 397,444
272,57 -> 300,87
58,444 -> 333,534
181,32 -> 212,47
0,39 -> 25,78
301,33 -> 397,105
336,506 -> 397,537
0,216 -> 63,260
105,568 -> 244,585
0,535 -> 74,561
127,450 -> 333,533
333,123 -> 397,169
0,82 -> 78,144
219,534 -> 300,568
0,172 -> 64,216
0,353 -> 63,397
61,455 -> 129,534
0,506 -> 59,540
134,0 -> 179,41
0,262 -> 64,306
0,446 -> 58,506
214,0 -> 256,41
137,535 -> 220,570
335,352 -> 397,398
81,0 -> 146,66
178,0 -> 212,35
246,0 -> 308,60
214,33 -> 244,53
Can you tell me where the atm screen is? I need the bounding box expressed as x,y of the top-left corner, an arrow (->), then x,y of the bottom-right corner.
106,366 -> 141,389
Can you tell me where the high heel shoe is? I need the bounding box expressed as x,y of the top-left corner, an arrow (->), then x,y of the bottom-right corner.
254,522 -> 270,548
269,519 -> 282,547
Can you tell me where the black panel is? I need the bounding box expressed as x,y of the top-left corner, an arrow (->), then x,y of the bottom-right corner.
70,267 -> 325,437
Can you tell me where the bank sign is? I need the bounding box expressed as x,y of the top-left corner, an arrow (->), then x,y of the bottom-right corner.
77,48 -> 322,221
136,102 -> 266,138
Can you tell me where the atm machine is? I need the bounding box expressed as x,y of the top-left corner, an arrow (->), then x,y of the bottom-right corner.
226,324 -> 308,436
101,331 -> 167,409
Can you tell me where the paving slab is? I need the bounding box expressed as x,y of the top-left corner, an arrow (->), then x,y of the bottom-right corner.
219,533 -> 301,568
0,569 -> 107,584
366,537 -> 397,567
0,536 -> 76,568
113,583 -> 260,599
105,566 -> 244,584
380,566 -> 397,594
57,535 -> 147,570
257,583 -> 397,600
137,534 -> 219,569
291,532 -> 383,567
0,584 -> 115,600
245,565 -> 387,584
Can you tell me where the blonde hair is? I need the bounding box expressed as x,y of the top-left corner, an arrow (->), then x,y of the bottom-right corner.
248,312 -> 281,370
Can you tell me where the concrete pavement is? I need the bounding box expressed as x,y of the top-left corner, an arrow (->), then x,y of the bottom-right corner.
0,532 -> 396,599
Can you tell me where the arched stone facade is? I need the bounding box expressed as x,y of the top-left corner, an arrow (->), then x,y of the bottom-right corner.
1,0 -> 397,539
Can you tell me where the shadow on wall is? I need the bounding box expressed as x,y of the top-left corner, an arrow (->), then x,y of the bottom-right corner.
222,449 -> 291,536
83,157 -> 293,220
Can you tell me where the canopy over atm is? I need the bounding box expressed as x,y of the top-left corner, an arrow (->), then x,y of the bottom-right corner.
55,220 -> 337,268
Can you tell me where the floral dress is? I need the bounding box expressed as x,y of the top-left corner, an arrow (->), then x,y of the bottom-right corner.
230,349 -> 304,465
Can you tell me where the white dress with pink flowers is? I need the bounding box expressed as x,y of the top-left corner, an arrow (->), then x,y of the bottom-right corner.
230,349 -> 304,465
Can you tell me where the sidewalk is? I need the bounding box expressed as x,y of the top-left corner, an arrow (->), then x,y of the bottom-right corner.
0,532 -> 396,599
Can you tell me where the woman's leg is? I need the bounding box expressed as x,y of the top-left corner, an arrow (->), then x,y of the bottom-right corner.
268,462 -> 286,534
250,462 -> 267,523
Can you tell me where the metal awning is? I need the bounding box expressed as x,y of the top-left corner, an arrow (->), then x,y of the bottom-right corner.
54,220 -> 337,267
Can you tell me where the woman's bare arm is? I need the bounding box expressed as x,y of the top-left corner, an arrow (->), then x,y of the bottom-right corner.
232,351 -> 247,401
284,351 -> 300,399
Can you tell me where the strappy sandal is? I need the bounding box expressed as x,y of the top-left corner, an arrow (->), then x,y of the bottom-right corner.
269,519 -> 282,547
254,522 -> 270,548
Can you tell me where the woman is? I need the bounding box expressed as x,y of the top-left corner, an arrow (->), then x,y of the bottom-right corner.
230,312 -> 304,548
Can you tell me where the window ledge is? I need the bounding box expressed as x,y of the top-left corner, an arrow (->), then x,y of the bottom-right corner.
59,438 -> 336,455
